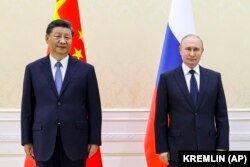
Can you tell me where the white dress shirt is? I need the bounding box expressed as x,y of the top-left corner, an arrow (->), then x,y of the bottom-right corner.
182,63 -> 200,92
49,55 -> 69,81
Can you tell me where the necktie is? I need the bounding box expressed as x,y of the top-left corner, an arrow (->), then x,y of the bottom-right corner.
189,70 -> 198,105
55,62 -> 62,95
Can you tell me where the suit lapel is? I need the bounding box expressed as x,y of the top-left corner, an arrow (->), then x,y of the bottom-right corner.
196,66 -> 209,111
40,56 -> 58,97
174,67 -> 194,109
60,56 -> 78,97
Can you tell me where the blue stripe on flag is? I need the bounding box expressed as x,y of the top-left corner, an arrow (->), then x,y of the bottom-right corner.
156,25 -> 182,87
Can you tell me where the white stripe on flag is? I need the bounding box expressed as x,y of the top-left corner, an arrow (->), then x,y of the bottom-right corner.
169,0 -> 196,43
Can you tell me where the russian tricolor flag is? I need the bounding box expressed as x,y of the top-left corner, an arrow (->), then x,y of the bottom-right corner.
144,0 -> 195,166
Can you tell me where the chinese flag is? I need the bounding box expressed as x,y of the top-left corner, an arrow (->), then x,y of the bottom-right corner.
144,0 -> 195,166
24,0 -> 103,166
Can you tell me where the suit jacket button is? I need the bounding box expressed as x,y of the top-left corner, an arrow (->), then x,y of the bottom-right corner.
195,113 -> 198,116
58,102 -> 61,105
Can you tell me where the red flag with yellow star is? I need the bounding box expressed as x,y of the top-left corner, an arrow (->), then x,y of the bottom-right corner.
23,0 -> 103,166
54,0 -> 86,61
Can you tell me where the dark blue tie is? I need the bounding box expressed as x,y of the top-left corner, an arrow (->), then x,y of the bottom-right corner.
189,70 -> 198,105
55,62 -> 62,95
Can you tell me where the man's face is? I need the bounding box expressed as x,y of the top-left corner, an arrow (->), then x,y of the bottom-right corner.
179,36 -> 204,68
46,27 -> 72,57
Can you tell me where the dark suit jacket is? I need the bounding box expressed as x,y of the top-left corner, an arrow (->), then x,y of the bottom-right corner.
155,65 -> 229,162
21,56 -> 102,161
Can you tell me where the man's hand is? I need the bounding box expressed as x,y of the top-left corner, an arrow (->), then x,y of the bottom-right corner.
24,143 -> 34,159
159,152 -> 170,165
88,144 -> 99,158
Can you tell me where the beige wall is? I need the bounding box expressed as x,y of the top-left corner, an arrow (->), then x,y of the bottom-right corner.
0,0 -> 250,109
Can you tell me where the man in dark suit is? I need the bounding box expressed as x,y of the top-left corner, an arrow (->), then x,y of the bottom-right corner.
154,34 -> 229,166
21,20 -> 102,167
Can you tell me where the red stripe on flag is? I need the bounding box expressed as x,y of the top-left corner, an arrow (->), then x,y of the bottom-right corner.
24,156 -> 36,167
144,88 -> 167,167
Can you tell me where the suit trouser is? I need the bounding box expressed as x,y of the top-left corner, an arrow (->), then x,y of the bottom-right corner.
169,161 -> 178,167
36,125 -> 86,167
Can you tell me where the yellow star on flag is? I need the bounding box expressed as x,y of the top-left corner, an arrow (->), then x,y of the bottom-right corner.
78,31 -> 83,40
53,0 -> 66,19
72,48 -> 83,60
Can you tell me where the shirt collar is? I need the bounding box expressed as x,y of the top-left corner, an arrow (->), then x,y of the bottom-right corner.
182,63 -> 200,75
49,55 -> 69,68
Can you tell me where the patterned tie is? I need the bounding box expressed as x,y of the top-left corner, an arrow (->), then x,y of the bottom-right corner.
55,62 -> 62,95
189,69 -> 198,106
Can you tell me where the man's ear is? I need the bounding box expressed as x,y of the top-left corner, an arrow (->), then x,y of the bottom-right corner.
201,48 -> 204,54
45,34 -> 49,44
